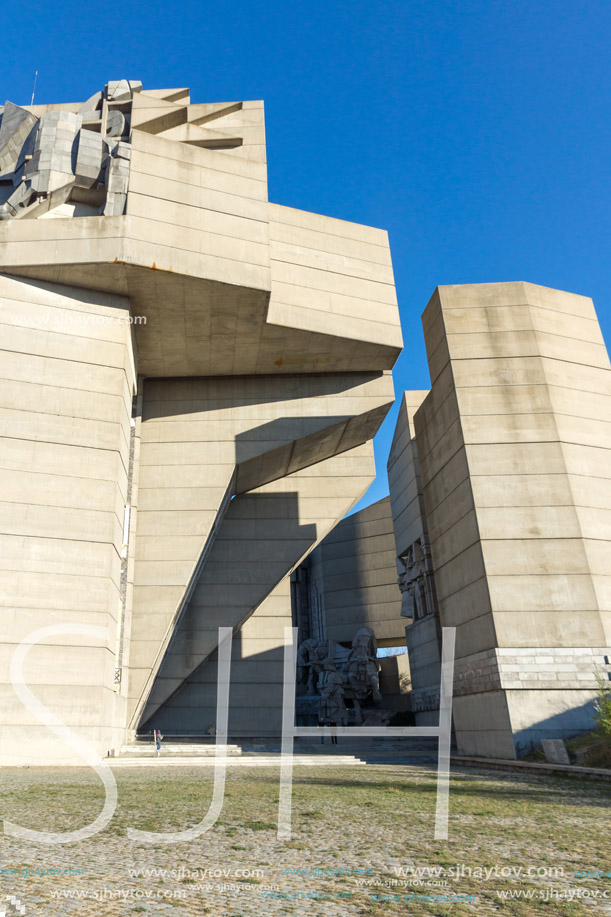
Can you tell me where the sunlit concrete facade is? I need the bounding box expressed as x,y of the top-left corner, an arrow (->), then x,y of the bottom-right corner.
389,282 -> 611,758
0,82 -> 402,763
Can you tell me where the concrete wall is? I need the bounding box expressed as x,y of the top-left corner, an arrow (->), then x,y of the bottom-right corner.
268,203 -> 401,351
128,371 -> 394,730
0,273 -> 136,765
387,391 -> 429,558
415,282 -> 611,758
297,497 -> 404,646
0,83 -> 402,760
127,128 -> 271,291
150,578 -> 292,737
146,442 -> 380,736
387,392 -> 442,724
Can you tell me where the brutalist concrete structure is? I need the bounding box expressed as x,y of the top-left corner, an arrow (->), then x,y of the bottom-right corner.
0,82 -> 402,764
387,393 -> 443,727
293,497 -> 405,646
388,283 -> 611,758
292,498 -> 411,716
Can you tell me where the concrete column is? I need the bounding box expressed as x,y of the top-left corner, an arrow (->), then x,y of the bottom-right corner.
0,274 -> 136,764
415,282 -> 611,758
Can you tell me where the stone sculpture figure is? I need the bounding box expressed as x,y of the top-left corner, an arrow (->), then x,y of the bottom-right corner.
398,538 -> 436,621
0,80 -> 141,221
296,638 -> 318,696
318,661 -> 349,726
346,626 -> 382,704
309,640 -> 335,695
295,626 -> 392,727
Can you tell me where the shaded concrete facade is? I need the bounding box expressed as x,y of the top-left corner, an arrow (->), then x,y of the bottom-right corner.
387,393 -> 442,726
292,498 -> 411,713
388,282 -> 611,758
293,497 -> 405,646
0,82 -> 402,762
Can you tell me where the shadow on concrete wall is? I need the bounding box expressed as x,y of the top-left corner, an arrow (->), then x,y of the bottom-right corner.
513,697 -> 599,758
139,489 -> 316,732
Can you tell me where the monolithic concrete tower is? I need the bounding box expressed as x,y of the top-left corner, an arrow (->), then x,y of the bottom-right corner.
389,282 -> 611,758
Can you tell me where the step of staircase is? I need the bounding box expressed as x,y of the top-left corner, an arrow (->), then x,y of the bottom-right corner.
106,754 -> 366,768
107,737 -> 442,766
116,739 -> 438,756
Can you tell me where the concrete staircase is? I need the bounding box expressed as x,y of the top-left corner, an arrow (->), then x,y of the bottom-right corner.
105,736 -> 441,767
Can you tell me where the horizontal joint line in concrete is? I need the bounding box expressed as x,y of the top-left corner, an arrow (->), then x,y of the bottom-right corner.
272,274 -> 398,305
269,235 -> 392,270
0,347 -> 133,381
0,368 -> 131,404
128,169 -> 267,209
268,206 -> 390,247
0,289 -> 130,319
0,400 -> 131,440
452,351 -> 609,371
271,249 -> 393,278
123,235 -> 268,272
482,536 -> 611,544
437,298 -> 594,321
420,443 -> 467,495
128,191 -> 269,230
468,469 -> 611,483
458,409 -> 611,428
434,573 -> 489,608
454,380 -> 611,399
443,316 -> 600,346
462,437 -> 611,451
130,147 -> 268,184
0,435 -> 129,471
445,321 -> 602,348
0,231 -> 125,248
4,643 -> 116,651
0,531 -> 125,553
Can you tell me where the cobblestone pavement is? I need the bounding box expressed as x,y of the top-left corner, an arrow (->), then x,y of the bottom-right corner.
1,764 -> 610,916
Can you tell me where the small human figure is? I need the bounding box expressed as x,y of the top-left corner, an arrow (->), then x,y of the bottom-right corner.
155,729 -> 163,757
329,721 -> 338,745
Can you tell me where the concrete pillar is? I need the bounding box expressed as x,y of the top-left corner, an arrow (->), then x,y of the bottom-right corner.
414,282 -> 611,758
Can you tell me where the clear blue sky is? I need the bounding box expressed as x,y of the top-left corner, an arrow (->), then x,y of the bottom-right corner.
5,0 -> 610,511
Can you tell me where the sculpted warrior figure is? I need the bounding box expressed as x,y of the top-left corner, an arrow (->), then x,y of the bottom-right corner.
296,638 -> 318,696
0,80 -> 140,221
346,627 -> 382,704
398,540 -> 429,620
318,661 -> 348,726
309,640 -> 335,695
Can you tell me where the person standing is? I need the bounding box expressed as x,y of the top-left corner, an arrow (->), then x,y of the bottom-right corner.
155,729 -> 163,757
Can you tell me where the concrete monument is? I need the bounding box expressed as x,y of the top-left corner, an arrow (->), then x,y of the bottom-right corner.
388,283 -> 611,758
292,498 -> 411,720
0,81 -> 402,764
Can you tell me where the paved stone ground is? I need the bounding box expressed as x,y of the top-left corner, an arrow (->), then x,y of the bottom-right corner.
1,763 -> 610,916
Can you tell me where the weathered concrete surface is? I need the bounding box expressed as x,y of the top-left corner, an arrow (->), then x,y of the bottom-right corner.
387,393 -> 442,725
295,497 -> 404,646
0,272 -> 136,764
414,281 -> 611,758
0,84 -> 401,764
